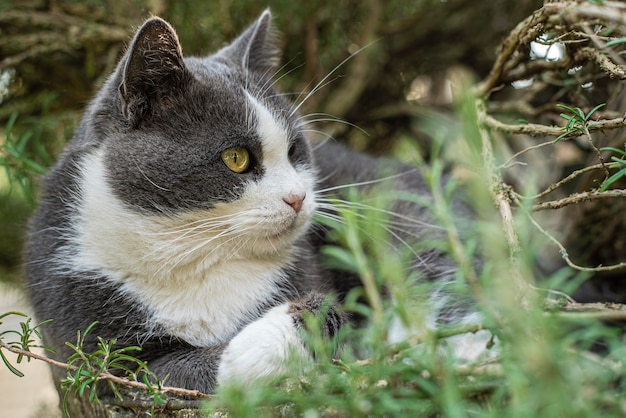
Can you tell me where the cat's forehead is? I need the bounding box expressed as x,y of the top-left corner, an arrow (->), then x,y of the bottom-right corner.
181,58 -> 275,117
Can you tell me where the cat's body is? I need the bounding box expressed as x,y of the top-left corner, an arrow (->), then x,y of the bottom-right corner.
24,11 -> 485,393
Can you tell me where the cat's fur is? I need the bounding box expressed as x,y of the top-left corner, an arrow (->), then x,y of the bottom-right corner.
24,11 -> 486,393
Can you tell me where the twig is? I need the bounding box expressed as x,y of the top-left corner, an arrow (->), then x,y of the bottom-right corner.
524,206 -> 626,272
0,339 -> 211,399
477,6 -> 549,96
500,140 -> 555,169
483,113 -> 626,139
547,1 -> 626,28
548,304 -> 626,321
574,47 -> 626,80
520,163 -> 606,199
532,189 -> 626,211
476,99 -> 532,309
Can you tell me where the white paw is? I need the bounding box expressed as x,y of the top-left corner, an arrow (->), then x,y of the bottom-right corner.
442,329 -> 496,363
388,311 -> 496,363
216,303 -> 310,385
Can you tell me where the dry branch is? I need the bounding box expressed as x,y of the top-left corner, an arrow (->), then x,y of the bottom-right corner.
477,0 -> 626,281
533,189 -> 626,211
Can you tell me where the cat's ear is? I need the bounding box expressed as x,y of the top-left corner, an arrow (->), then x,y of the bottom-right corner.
220,9 -> 280,76
118,17 -> 187,126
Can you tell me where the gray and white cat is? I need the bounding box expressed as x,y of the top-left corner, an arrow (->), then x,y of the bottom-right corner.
24,11 -> 488,393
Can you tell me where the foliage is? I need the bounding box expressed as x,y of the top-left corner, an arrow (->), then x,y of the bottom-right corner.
1,112 -> 47,200
0,311 -> 53,377
553,103 -> 606,143
60,322 -> 169,416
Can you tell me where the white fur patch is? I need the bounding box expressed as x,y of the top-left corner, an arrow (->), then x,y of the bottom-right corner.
444,329 -> 495,362
387,297 -> 495,363
244,93 -> 317,233
217,303 -> 310,385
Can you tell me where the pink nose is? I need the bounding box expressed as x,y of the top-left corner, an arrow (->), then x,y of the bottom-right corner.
283,193 -> 305,214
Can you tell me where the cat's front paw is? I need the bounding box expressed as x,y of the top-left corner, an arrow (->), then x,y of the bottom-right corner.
216,302 -> 310,385
216,293 -> 347,386
288,291 -> 347,339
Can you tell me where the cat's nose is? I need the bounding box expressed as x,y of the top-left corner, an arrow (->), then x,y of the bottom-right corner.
283,193 -> 305,214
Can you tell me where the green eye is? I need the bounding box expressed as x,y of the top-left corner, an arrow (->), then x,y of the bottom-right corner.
221,146 -> 250,173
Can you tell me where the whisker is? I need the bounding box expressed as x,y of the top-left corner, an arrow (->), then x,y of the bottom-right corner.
290,42 -> 375,118
318,198 -> 443,230
315,170 -> 418,194
154,222 -> 260,277
258,59 -> 304,99
298,113 -> 368,136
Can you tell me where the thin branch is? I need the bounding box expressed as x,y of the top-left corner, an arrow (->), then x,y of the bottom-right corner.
477,99 -> 533,309
524,207 -> 626,272
546,301 -> 626,321
532,189 -> 626,211
502,55 -> 573,84
574,47 -> 626,80
483,113 -> 626,139
0,340 -> 211,400
477,7 -> 548,96
520,163 -> 606,199
546,1 -> 626,28
501,140 -> 555,169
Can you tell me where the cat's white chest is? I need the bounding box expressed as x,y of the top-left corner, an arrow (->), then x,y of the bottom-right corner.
125,258 -> 289,346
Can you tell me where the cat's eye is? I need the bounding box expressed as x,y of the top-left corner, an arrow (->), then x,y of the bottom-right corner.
221,146 -> 250,173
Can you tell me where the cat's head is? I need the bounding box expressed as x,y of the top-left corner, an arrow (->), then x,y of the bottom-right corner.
78,11 -> 316,258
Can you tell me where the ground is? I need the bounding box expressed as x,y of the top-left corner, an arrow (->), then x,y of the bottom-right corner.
0,283 -> 60,418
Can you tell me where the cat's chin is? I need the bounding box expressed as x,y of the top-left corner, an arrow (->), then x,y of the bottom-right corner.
251,218 -> 311,253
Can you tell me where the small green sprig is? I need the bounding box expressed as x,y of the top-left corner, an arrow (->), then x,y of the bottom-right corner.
554,103 -> 606,143
598,146 -> 626,191
61,322 -> 168,416
0,311 -> 54,377
1,112 -> 47,201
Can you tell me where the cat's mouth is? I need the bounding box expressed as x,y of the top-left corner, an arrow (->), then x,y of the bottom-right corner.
261,213 -> 309,241
265,218 -> 300,238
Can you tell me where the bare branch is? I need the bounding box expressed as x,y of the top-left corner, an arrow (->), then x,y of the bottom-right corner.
574,47 -> 626,80
533,189 -> 626,211
476,99 -> 533,308
522,163 -> 606,199
524,208 -> 626,272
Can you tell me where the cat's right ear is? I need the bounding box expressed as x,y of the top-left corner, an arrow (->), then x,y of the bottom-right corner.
118,17 -> 187,127
219,9 -> 280,77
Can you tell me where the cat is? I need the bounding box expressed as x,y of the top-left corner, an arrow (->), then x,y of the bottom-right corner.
24,10 -> 490,395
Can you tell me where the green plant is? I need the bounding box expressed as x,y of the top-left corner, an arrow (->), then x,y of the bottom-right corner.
553,103 -> 606,143
0,311 -> 54,377
1,112 -> 47,201
60,322 -> 169,415
599,146 -> 626,191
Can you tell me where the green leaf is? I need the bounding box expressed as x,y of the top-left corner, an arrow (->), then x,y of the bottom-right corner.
0,349 -> 24,377
604,38 -> 626,48
585,103 -> 606,121
0,311 -> 28,321
321,246 -> 357,270
4,112 -> 18,138
600,169 -> 626,191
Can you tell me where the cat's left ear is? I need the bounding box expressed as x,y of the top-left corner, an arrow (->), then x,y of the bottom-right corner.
219,9 -> 280,76
119,17 -> 188,126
